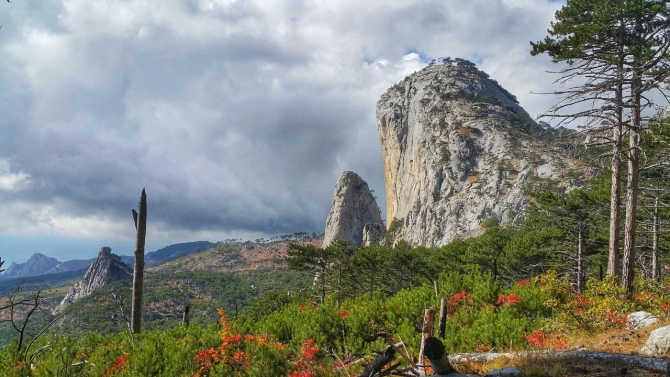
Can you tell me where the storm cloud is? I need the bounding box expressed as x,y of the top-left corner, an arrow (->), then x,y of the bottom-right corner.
0,0 -> 565,263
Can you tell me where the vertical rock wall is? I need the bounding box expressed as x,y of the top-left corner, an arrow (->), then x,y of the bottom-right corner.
323,171 -> 384,248
377,62 -> 578,247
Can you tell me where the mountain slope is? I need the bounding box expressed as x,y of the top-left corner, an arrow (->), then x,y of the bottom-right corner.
122,241 -> 217,267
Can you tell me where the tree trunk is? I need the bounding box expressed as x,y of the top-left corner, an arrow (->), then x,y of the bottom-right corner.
131,189 -> 147,334
320,263 -> 326,305
608,26 -> 625,277
417,307 -> 436,373
652,195 -> 660,281
622,73 -> 642,292
607,117 -> 623,276
182,304 -> 191,327
577,227 -> 584,293
438,298 -> 447,339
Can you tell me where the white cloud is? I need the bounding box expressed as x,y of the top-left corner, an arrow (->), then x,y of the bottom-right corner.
0,160 -> 32,192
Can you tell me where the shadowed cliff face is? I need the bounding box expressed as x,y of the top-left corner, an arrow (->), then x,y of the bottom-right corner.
57,247 -> 132,310
377,62 -> 579,247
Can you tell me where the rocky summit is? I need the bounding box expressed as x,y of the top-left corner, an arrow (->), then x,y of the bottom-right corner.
377,60 -> 580,247
323,171 -> 384,248
57,247 -> 132,311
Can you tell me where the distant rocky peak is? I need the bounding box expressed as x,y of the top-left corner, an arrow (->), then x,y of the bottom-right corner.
99,246 -> 112,257
57,247 -> 132,311
322,171 -> 384,248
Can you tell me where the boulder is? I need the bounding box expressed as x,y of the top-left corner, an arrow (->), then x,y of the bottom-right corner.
627,311 -> 659,330
322,171 -> 383,248
640,325 -> 670,356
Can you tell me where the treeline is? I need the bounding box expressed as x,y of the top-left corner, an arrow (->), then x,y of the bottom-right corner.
287,123 -> 670,299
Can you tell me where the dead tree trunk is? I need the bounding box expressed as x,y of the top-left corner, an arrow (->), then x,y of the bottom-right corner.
131,189 -> 147,334
182,304 -> 191,327
417,307 -> 436,372
577,227 -> 584,293
607,125 -> 622,277
356,346 -> 396,377
652,195 -> 660,281
423,337 -> 455,375
438,298 -> 447,339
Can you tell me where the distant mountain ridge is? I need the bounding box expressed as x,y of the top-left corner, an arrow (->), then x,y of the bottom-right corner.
0,241 -> 217,281
0,253 -> 92,281
122,241 -> 217,267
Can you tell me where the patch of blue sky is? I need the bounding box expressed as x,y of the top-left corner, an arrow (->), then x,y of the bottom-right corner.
405,49 -> 431,64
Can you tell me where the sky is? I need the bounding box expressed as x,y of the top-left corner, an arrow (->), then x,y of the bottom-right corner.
0,0 -> 568,265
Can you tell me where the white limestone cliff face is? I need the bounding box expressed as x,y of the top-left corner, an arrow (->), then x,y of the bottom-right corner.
323,171 -> 384,248
57,247 -> 132,311
377,61 -> 580,247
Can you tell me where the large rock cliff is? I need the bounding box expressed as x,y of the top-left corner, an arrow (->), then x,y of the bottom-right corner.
323,171 -> 384,248
57,247 -> 132,310
377,60 -> 579,247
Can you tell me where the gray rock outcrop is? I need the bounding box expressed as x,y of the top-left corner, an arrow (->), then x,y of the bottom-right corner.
377,60 -> 580,247
323,171 -> 384,248
57,247 -> 132,311
627,311 -> 659,330
640,325 -> 670,356
362,223 -> 385,246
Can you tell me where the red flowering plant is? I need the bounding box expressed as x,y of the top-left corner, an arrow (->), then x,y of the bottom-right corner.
193,309 -> 292,377
448,290 -> 471,316
496,294 -> 520,307
102,354 -> 130,377
516,279 -> 531,288
660,301 -> 670,315
523,331 -> 567,350
290,338 -> 321,377
602,311 -> 628,330
571,294 -> 591,314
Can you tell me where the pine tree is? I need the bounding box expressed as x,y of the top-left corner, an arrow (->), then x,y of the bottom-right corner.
532,0 -> 670,290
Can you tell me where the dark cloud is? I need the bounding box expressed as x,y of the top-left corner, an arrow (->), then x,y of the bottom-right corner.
0,0 -> 565,262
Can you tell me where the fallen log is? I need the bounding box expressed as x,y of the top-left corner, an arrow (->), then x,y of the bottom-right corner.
448,350 -> 670,374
